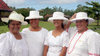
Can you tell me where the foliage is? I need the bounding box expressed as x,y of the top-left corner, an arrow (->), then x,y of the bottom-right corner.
64,9 -> 74,16
0,21 -> 100,34
15,8 -> 35,17
75,4 -> 86,12
84,1 -> 100,25
39,6 -> 74,21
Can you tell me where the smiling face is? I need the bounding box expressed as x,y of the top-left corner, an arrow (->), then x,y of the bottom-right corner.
53,20 -> 63,28
29,19 -> 39,28
8,20 -> 21,34
76,19 -> 88,33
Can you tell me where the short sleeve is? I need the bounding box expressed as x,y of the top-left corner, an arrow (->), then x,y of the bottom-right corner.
43,28 -> 48,41
21,28 -> 28,33
62,32 -> 69,47
0,33 -> 11,56
44,32 -> 50,46
88,32 -> 100,56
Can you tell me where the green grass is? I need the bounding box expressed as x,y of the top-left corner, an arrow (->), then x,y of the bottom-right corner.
0,21 -> 100,34
0,21 -> 55,34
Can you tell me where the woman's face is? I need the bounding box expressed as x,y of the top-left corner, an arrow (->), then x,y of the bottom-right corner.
29,19 -> 39,28
76,19 -> 88,32
53,20 -> 63,27
9,20 -> 21,34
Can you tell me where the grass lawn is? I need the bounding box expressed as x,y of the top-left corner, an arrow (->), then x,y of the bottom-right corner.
0,21 -> 100,34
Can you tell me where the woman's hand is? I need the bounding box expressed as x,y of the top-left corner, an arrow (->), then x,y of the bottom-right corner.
70,13 -> 76,20
59,47 -> 67,56
43,45 -> 49,56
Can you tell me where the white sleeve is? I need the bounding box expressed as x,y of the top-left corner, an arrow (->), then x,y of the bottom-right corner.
44,34 -> 49,46
63,32 -> 69,47
68,27 -> 77,38
68,27 -> 77,33
88,32 -> 100,56
44,29 -> 48,40
44,31 -> 50,46
0,34 -> 11,56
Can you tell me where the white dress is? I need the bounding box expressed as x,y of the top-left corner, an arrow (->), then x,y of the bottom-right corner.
0,32 -> 28,56
22,28 -> 48,56
44,31 -> 69,56
66,27 -> 100,56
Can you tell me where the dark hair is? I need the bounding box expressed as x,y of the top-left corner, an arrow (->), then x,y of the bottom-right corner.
8,20 -> 13,28
85,19 -> 88,26
8,20 -> 21,28
86,19 -> 88,22
61,23 -> 64,29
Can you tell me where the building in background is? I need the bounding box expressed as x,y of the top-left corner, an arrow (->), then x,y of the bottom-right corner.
0,0 -> 12,22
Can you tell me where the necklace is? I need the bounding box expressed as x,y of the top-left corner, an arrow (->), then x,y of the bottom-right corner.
67,32 -> 84,54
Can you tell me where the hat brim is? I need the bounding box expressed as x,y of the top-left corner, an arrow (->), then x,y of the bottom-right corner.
25,16 -> 43,20
71,17 -> 95,24
1,18 -> 28,25
48,17 -> 68,24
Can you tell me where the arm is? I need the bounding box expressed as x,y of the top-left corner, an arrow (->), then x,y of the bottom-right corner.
0,33 -> 11,56
59,47 -> 67,56
43,31 -> 49,56
43,45 -> 49,56
60,32 -> 69,56
88,32 -> 100,56
65,13 -> 76,31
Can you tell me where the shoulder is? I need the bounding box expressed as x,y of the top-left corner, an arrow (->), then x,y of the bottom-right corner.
48,30 -> 52,34
41,28 -> 48,32
40,28 -> 48,34
0,32 -> 10,40
86,29 -> 100,40
0,33 -> 7,39
62,31 -> 69,35
20,32 -> 25,36
85,29 -> 98,36
22,28 -> 29,32
45,31 -> 52,37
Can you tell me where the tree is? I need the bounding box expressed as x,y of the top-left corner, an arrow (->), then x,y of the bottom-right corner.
15,7 -> 35,17
75,4 -> 86,12
9,6 -> 16,10
39,7 -> 54,21
64,9 -> 74,16
84,1 -> 100,25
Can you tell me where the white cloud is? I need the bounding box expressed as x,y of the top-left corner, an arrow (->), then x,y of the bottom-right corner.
3,0 -> 25,6
38,0 -> 79,4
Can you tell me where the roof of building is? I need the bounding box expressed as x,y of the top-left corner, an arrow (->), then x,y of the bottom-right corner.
0,0 -> 11,11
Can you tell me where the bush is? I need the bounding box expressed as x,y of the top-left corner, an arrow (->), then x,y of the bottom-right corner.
0,22 -> 7,26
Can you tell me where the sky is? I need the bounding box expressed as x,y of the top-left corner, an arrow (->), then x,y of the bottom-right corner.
3,0 -> 100,10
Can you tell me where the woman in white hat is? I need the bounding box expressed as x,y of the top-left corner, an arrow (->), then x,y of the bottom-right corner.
0,11 -> 28,56
66,12 -> 100,56
22,11 -> 48,56
43,12 -> 69,56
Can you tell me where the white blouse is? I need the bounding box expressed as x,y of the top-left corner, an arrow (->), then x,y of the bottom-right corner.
44,31 -> 69,56
66,27 -> 100,56
22,28 -> 48,56
0,32 -> 28,56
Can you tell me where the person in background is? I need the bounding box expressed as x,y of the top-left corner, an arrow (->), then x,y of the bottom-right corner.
0,11 -> 28,56
43,12 -> 69,56
66,12 -> 100,56
22,11 -> 48,56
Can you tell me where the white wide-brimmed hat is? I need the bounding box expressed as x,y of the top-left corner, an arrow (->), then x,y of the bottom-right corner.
1,11 -> 28,25
71,12 -> 95,24
48,12 -> 68,24
25,11 -> 43,19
